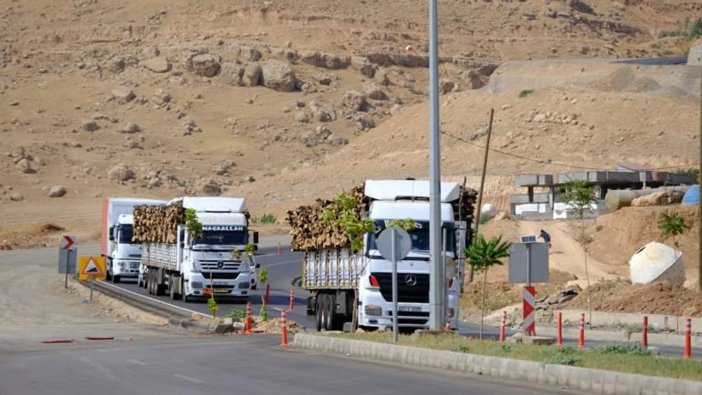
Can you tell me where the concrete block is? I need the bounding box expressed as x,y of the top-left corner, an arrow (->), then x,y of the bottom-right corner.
522,336 -> 556,345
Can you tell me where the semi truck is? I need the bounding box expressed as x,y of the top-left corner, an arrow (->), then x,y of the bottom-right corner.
101,197 -> 167,283
292,179 -> 474,332
134,196 -> 258,302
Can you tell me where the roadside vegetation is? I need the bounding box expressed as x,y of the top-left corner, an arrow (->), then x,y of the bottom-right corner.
337,332 -> 702,381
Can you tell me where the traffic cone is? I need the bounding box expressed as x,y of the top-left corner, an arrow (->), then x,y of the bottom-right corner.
281,309 -> 288,347
289,288 -> 295,311
244,302 -> 252,334
499,310 -> 506,342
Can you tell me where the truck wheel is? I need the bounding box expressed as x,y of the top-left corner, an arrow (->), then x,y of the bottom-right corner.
147,272 -> 154,295
169,276 -> 180,300
324,295 -> 335,331
112,274 -> 120,284
315,296 -> 324,332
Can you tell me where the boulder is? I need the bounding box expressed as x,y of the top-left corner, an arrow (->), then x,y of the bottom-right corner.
9,192 -> 23,201
309,101 -> 336,122
48,185 -> 66,198
118,123 -> 142,134
261,60 -> 297,92
241,63 -> 262,87
342,91 -> 368,112
16,159 -> 35,174
190,54 -> 221,77
141,57 -> 171,73
82,120 -> 100,132
111,86 -> 136,104
108,164 -> 135,182
219,62 -> 244,85
197,179 -> 222,196
363,83 -> 388,100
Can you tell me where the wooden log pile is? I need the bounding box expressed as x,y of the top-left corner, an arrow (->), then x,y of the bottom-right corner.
133,200 -> 184,244
287,184 -> 478,251
286,185 -> 367,251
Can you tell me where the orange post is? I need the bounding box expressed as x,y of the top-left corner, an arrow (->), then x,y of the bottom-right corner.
578,313 -> 585,349
684,318 -> 692,359
289,288 -> 295,312
281,309 -> 288,347
642,316 -> 648,349
499,310 -> 506,342
556,311 -> 563,346
244,302 -> 252,334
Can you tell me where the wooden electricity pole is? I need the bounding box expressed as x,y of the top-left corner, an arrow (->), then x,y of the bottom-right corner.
470,108 -> 494,282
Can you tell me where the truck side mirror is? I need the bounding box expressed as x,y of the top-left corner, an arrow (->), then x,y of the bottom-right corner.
255,263 -> 261,269
108,226 -> 115,241
252,231 -> 259,244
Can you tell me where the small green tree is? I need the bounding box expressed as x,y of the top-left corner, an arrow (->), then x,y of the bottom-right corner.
184,208 -> 203,240
321,192 -> 373,253
561,179 -> 597,326
464,234 -> 511,339
658,212 -> 689,257
257,267 -> 269,321
207,295 -> 218,318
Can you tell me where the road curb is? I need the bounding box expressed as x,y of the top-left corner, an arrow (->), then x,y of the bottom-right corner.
292,333 -> 702,395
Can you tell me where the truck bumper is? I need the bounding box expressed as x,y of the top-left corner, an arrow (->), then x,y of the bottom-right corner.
358,292 -> 430,329
185,272 -> 251,298
111,259 -> 140,278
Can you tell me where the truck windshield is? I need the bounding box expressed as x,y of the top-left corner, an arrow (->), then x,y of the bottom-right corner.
117,225 -> 135,244
194,230 -> 247,245
366,220 -> 456,254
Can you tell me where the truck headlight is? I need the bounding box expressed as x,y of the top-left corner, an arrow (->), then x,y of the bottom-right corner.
118,262 -> 126,269
191,282 -> 203,289
239,282 -> 250,289
364,305 -> 382,316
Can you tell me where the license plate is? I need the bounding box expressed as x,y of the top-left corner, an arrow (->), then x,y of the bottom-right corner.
214,288 -> 230,294
398,306 -> 422,312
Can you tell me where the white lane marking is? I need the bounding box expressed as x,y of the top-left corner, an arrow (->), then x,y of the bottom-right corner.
127,359 -> 147,366
80,356 -> 117,381
174,374 -> 204,384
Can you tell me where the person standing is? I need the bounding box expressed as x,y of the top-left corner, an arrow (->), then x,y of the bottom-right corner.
539,229 -> 552,249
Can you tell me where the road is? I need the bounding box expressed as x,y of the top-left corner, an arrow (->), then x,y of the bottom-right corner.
0,335 -> 584,395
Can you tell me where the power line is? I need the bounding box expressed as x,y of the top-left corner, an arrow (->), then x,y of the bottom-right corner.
441,129 -> 698,173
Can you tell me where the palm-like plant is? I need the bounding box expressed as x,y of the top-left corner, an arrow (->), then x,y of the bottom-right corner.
658,212 -> 688,257
465,234 -> 511,339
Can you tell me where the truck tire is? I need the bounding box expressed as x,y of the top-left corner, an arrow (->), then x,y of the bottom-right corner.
169,276 -> 180,300
147,272 -> 154,295
315,295 -> 324,332
324,294 -> 335,331
112,274 -> 120,284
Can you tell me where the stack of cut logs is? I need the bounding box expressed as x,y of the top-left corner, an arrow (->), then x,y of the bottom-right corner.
287,185 -> 367,251
133,200 -> 184,244
454,186 -> 478,225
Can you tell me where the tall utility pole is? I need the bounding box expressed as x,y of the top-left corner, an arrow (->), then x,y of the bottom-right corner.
470,109 -> 495,283
428,0 -> 443,330
698,67 -> 701,292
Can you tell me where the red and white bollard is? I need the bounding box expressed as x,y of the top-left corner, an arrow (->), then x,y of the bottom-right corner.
499,310 -> 506,342
289,288 -> 295,312
684,318 -> 692,359
556,311 -> 563,346
578,313 -> 585,349
642,316 -> 648,349
281,309 -> 289,347
244,302 -> 252,334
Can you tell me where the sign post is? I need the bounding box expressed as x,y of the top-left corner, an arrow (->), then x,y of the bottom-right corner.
58,235 -> 77,289
79,256 -> 106,302
509,236 -> 548,336
377,227 -> 412,344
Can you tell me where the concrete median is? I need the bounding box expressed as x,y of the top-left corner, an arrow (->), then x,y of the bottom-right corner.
292,333 -> 702,395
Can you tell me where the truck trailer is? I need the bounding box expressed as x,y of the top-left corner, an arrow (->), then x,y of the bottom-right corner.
101,197 -> 167,283
134,196 -> 258,302
290,179 -> 474,331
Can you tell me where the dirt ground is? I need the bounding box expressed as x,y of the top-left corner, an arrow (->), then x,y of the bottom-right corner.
1,0 -> 701,325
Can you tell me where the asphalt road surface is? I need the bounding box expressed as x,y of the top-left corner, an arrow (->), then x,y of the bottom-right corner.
0,335 -> 585,395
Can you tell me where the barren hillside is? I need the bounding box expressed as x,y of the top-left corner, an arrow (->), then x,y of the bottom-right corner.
1,0 -> 701,311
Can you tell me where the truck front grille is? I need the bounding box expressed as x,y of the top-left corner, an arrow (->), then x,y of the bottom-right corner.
200,260 -> 243,271
200,272 -> 241,280
372,273 -> 429,303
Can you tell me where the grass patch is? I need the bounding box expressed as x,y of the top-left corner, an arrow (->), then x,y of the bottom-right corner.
518,89 -> 534,98
335,332 -> 702,381
252,213 -> 277,224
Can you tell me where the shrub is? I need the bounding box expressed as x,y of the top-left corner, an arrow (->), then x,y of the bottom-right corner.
223,308 -> 246,321
518,89 -> 534,98
593,342 -> 652,356
546,346 -> 582,366
259,213 -> 277,224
